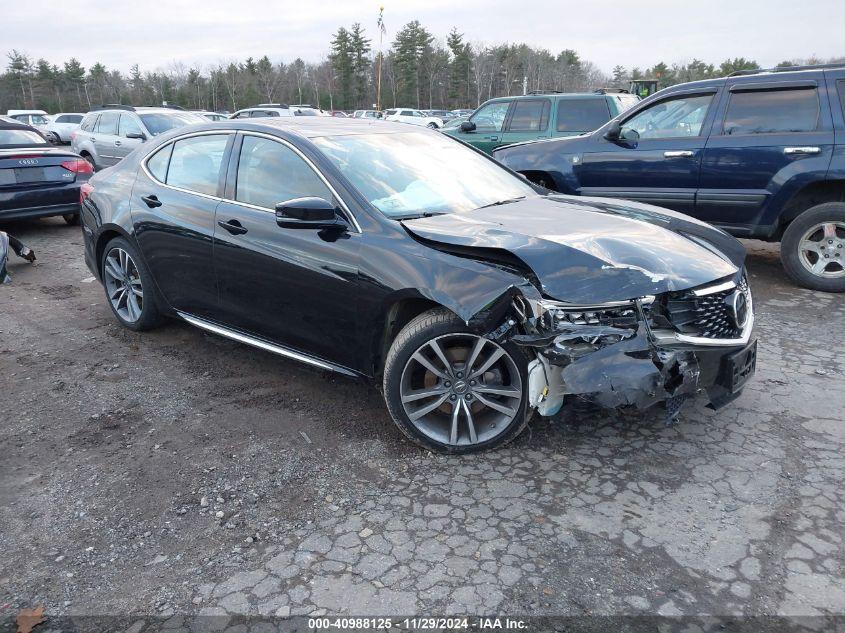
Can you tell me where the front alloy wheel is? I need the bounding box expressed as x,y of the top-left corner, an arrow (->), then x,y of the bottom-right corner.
384,309 -> 529,453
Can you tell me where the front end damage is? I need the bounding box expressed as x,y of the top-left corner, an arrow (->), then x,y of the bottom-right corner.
487,279 -> 756,421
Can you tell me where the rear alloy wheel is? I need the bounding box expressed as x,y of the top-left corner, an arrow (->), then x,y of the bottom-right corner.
781,203 -> 845,292
383,308 -> 528,453
101,237 -> 163,331
427,122 -> 438,129
82,154 -> 97,172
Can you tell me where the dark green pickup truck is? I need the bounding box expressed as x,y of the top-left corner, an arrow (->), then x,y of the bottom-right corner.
443,90 -> 639,154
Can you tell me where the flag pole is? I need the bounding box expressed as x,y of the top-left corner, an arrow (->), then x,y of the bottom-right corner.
376,5 -> 384,111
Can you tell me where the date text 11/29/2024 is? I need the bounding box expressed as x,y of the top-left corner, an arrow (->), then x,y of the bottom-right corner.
308,616 -> 528,629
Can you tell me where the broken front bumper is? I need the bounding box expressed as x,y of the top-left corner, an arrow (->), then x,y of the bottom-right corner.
511,284 -> 756,418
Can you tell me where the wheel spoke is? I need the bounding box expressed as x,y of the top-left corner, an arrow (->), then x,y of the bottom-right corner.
475,383 -> 521,398
104,259 -> 123,281
470,348 -> 505,379
449,400 -> 460,444
402,386 -> 449,404
463,400 -> 478,444
474,392 -> 516,416
412,352 -> 450,380
407,392 -> 450,421
811,259 -> 830,274
127,291 -> 141,321
464,337 -> 487,376
800,240 -> 821,255
427,339 -> 453,375
118,249 -> 127,272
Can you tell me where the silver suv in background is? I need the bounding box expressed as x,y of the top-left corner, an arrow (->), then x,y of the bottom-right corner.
72,106 -> 205,170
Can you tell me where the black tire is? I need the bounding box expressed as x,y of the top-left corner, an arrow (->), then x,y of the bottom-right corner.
780,202 -> 845,293
383,308 -> 530,454
63,213 -> 80,225
100,236 -> 164,331
81,153 -> 97,172
426,122 -> 438,129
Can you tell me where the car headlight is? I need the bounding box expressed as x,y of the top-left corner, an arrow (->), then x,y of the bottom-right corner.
533,297 -> 652,330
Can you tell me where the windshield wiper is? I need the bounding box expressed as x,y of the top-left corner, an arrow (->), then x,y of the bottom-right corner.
475,196 -> 526,210
393,211 -> 449,220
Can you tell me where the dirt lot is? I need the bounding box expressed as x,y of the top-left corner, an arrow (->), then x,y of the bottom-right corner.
1,217 -> 844,625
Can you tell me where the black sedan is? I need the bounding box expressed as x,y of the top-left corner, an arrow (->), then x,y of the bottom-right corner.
80,118 -> 756,453
0,120 -> 92,224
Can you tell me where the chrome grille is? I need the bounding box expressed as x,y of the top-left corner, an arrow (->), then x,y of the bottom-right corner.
662,280 -> 749,340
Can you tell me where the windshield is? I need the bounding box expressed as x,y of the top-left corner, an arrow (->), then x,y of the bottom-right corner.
139,112 -> 204,136
312,132 -> 536,218
0,129 -> 47,146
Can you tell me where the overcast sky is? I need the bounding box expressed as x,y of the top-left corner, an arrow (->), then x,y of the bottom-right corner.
2,0 -> 842,74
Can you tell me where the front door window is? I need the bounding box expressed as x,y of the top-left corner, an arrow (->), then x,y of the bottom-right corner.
621,94 -> 714,139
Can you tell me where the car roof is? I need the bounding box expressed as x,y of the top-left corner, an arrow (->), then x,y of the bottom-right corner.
200,117 -> 431,139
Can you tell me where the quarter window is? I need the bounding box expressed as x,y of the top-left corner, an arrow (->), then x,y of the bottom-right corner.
235,136 -> 332,209
96,111 -> 119,135
80,114 -> 98,132
622,94 -> 713,139
508,99 -> 550,132
470,101 -> 511,132
166,134 -> 229,196
556,98 -> 611,132
723,87 -> 820,135
146,144 -> 173,182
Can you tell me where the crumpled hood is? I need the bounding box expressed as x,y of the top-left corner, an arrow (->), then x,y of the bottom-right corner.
401,195 -> 743,304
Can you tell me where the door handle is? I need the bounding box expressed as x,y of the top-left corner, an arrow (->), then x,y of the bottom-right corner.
141,194 -> 162,208
489,136 -> 499,141
784,146 -> 821,155
218,219 -> 248,235
114,140 -> 122,147
664,150 -> 694,158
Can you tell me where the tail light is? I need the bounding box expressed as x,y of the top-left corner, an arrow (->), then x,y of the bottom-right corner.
61,159 -> 94,174
80,182 -> 94,205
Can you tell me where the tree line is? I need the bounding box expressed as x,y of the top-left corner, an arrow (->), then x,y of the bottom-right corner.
2,20 -> 842,114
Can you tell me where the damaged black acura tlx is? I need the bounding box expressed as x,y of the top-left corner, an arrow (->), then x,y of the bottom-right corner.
81,118 -> 756,453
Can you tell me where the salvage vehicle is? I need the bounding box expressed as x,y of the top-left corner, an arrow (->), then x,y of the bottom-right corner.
444,91 -> 639,154
80,118 -> 756,453
494,63 -> 845,292
1,120 -> 92,224
72,106 -> 205,170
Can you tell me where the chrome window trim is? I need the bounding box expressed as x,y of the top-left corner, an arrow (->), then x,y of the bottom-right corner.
177,311 -> 357,377
231,131 -> 362,233
140,130 -> 235,203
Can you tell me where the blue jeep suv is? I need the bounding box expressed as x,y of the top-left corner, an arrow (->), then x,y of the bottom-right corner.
494,63 -> 845,292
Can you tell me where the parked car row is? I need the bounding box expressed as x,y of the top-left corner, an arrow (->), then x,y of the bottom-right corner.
494,63 -> 845,292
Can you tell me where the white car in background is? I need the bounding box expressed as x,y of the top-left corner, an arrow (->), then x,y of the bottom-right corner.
383,108 -> 444,129
193,111 -> 228,122
44,113 -> 84,144
7,110 -> 50,128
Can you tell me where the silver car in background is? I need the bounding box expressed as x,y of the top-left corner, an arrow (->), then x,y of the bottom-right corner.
71,106 -> 204,170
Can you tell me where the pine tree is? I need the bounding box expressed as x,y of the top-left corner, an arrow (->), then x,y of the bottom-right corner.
349,23 -> 371,109
330,27 -> 353,110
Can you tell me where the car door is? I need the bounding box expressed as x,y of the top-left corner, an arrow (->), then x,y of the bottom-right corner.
131,132 -> 233,318
93,111 -> 121,166
456,100 -> 513,153
574,89 -> 718,214
213,132 -> 361,370
115,114 -> 145,161
697,76 -> 835,232
499,98 -> 551,146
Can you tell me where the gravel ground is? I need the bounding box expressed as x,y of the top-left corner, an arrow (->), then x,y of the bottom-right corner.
1,217 -> 844,627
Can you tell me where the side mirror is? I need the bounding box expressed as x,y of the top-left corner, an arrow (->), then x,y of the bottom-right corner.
126,132 -> 147,141
459,121 -> 476,133
603,120 -> 621,141
275,197 -> 347,230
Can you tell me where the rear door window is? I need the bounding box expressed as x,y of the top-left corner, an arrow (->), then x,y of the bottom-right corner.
722,87 -> 819,135
556,98 -> 611,132
80,114 -> 98,132
165,134 -> 229,196
96,112 -> 119,135
507,99 -> 550,132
